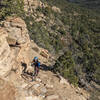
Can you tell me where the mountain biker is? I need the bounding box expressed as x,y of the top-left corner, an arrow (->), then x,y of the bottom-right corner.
31,57 -> 40,81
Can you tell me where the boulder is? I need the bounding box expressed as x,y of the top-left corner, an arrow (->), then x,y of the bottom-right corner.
46,84 -> 54,89
52,6 -> 61,13
46,95 -> 59,100
6,37 -> 16,46
40,49 -> 49,59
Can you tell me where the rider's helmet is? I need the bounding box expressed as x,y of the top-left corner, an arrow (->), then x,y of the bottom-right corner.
34,57 -> 38,61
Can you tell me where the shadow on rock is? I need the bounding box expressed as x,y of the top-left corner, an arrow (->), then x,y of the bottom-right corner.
40,64 -> 53,71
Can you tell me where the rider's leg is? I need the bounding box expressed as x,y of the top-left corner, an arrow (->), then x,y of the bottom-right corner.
36,67 -> 39,76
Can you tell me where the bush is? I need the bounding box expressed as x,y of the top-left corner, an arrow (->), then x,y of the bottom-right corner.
58,28 -> 66,35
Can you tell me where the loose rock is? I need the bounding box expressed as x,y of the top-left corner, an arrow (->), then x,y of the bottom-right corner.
46,95 -> 59,100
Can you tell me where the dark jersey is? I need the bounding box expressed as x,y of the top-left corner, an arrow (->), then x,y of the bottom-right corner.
34,61 -> 40,68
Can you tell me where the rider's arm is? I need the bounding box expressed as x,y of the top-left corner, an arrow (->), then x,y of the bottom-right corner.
31,61 -> 34,66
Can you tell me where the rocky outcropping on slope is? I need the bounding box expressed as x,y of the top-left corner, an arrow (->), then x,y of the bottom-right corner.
0,17 -> 90,100
24,0 -> 44,12
0,28 -> 13,76
0,17 -> 31,77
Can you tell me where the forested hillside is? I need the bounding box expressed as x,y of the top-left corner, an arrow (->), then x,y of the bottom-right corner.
67,0 -> 100,13
40,0 -> 100,86
0,0 -> 100,100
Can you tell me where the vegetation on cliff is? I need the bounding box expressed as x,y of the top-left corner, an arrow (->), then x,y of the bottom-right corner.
0,0 -> 24,20
35,0 -> 100,87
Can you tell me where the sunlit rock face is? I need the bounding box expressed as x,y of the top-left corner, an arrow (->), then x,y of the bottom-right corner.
0,17 -> 31,77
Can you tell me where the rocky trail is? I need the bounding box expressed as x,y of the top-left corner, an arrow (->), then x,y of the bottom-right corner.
0,17 -> 89,100
4,68 -> 89,100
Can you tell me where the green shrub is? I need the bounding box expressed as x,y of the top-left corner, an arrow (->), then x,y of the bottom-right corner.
58,28 -> 66,35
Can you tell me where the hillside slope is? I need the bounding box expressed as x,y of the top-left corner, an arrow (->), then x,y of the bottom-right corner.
0,17 -> 89,100
23,0 -> 100,86
67,0 -> 100,13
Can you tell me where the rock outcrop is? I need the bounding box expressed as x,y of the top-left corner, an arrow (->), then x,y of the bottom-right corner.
0,28 -> 14,76
0,17 -> 31,77
24,0 -> 44,12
